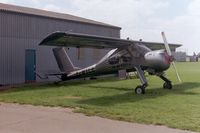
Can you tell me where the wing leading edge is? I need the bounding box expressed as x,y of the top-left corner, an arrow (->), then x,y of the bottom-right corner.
39,32 -> 182,50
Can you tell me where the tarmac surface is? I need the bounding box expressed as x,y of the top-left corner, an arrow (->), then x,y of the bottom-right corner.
0,103 -> 195,133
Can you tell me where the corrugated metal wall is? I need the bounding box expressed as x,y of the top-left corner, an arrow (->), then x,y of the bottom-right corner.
0,11 -> 121,85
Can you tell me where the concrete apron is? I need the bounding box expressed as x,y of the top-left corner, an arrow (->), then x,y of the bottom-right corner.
0,103 -> 195,133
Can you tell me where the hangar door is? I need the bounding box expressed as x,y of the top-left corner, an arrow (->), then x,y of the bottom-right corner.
25,49 -> 36,83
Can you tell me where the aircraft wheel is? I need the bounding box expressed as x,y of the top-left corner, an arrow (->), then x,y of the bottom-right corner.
163,82 -> 172,89
135,86 -> 145,94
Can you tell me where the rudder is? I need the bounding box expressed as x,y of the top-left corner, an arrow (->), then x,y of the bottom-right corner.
53,47 -> 75,74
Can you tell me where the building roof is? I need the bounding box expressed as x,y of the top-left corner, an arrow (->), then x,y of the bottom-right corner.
0,3 -> 121,29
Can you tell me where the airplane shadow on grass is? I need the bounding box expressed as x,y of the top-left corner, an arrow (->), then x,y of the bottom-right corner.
0,78 -> 120,93
77,82 -> 200,106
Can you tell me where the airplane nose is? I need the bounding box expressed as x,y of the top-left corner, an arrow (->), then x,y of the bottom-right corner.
144,50 -> 171,72
163,50 -> 174,65
163,51 -> 171,65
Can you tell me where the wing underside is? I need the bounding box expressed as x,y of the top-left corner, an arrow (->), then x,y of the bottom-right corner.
39,32 -> 182,50
39,32 -> 131,49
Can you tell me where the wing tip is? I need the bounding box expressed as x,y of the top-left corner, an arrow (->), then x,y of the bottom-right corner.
38,31 -> 67,46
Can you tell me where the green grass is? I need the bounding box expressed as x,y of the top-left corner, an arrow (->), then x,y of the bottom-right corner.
1,62 -> 200,132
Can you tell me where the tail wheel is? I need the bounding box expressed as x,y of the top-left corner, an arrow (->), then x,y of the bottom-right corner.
61,74 -> 68,81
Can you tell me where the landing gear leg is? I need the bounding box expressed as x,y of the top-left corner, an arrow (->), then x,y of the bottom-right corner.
159,74 -> 172,90
134,66 -> 148,94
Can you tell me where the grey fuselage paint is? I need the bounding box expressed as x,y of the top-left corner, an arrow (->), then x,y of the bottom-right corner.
58,44 -> 171,80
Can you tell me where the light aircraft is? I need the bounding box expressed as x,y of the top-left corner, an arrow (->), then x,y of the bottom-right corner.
39,32 -> 182,94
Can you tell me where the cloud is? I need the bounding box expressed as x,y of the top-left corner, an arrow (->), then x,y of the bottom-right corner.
30,0 -> 40,5
188,0 -> 200,16
63,0 -> 169,36
65,0 -> 199,54
44,0 -> 200,54
147,0 -> 200,54
43,4 -> 62,12
0,0 -> 199,54
0,0 -> 13,3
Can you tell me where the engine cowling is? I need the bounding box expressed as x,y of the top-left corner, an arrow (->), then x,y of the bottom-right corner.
144,50 -> 171,72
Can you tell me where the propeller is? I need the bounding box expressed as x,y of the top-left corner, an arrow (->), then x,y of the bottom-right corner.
161,32 -> 182,82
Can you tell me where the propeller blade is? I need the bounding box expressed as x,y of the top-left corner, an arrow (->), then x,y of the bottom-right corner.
172,62 -> 182,82
161,32 -> 172,56
161,32 -> 182,83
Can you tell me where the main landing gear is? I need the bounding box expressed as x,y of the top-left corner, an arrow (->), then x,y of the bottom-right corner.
134,66 -> 148,94
135,84 -> 148,94
134,66 -> 173,95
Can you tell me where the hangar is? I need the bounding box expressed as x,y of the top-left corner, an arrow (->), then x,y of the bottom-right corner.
0,3 -> 121,85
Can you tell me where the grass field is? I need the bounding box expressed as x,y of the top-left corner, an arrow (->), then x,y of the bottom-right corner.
1,62 -> 200,132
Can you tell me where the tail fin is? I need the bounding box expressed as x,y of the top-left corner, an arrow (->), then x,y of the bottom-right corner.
53,48 -> 75,74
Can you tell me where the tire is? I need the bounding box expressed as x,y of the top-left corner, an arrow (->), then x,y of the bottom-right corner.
163,82 -> 172,89
135,86 -> 145,94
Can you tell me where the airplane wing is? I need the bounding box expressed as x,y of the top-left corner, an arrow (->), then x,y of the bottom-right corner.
39,32 -> 182,50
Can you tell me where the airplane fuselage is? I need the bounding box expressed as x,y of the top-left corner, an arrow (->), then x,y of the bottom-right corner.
65,44 -> 171,80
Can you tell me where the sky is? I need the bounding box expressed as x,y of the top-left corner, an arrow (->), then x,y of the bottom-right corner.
0,0 -> 199,55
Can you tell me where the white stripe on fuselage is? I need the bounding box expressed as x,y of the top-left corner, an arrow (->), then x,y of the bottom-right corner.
67,64 -> 96,77
67,48 -> 118,77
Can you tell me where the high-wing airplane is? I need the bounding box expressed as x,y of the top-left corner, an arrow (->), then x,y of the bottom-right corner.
39,32 -> 182,94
